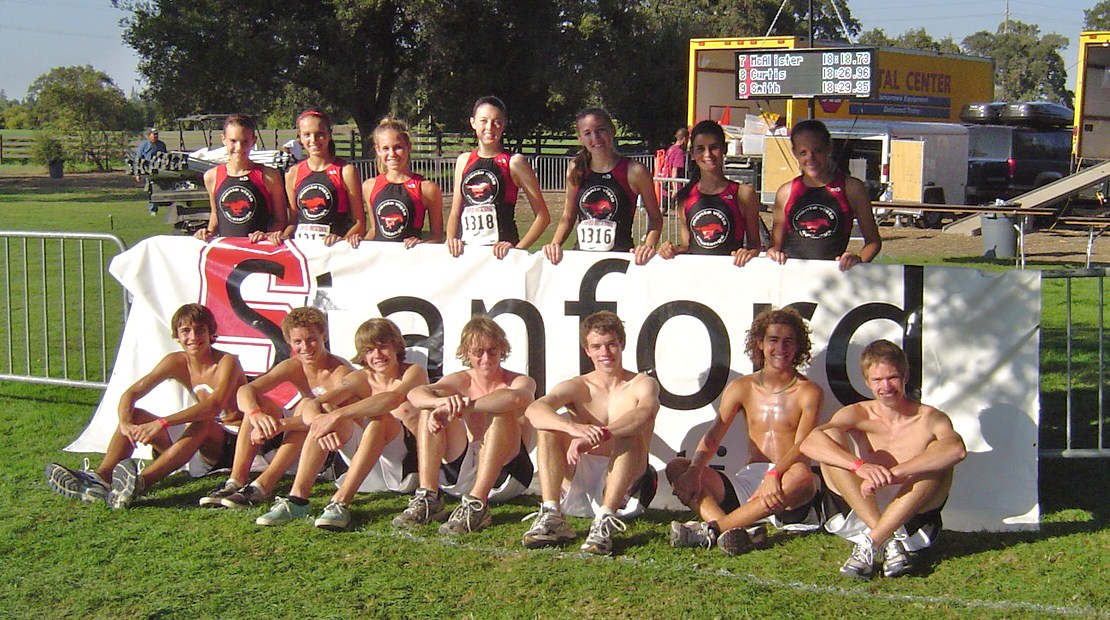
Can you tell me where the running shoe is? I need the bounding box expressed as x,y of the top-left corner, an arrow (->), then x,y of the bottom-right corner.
256,497 -> 309,526
107,458 -> 145,509
747,524 -> 769,549
840,535 -> 877,580
716,527 -> 754,556
581,513 -> 626,555
521,506 -> 576,548
198,478 -> 240,507
391,488 -> 448,528
315,500 -> 351,531
45,462 -> 109,504
669,520 -> 716,549
882,538 -> 912,578
439,495 -> 492,535
220,483 -> 270,509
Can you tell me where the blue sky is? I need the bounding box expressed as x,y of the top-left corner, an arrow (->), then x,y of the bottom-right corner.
0,0 -> 1094,101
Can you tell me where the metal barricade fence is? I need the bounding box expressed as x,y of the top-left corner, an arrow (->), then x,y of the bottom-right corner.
0,231 -> 129,389
1041,268 -> 1108,458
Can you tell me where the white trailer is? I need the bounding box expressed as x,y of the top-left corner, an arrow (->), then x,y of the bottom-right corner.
760,119 -> 968,227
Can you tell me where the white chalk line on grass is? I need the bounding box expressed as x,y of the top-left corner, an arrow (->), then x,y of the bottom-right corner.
369,529 -> 1108,618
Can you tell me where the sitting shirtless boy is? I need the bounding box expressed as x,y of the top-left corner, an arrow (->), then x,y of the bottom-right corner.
393,316 -> 535,534
199,307 -> 352,517
666,308 -> 822,554
259,318 -> 428,530
522,311 -> 661,555
801,339 -> 966,580
46,303 -> 247,508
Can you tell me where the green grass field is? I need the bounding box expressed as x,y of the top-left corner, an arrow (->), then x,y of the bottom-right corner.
1,169 -> 1107,618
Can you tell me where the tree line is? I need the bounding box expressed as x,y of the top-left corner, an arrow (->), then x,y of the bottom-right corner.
4,0 -> 1109,164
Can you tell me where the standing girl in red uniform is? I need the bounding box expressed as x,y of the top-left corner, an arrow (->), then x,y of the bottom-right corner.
445,96 -> 550,259
195,114 -> 287,243
658,119 -> 762,266
543,107 -> 663,266
363,118 -> 444,247
766,119 -> 881,271
277,109 -> 365,247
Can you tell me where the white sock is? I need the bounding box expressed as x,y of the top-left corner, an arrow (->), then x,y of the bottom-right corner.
542,500 -> 560,512
596,506 -> 615,519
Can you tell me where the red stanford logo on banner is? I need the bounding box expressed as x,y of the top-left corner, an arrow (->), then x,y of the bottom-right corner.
198,238 -> 313,378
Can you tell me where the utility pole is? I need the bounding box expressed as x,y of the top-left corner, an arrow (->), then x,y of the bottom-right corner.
808,0 -> 815,120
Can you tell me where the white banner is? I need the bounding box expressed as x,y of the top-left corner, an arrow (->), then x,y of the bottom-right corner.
70,237 -> 1041,531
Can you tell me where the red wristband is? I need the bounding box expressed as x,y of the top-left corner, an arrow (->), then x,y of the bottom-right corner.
157,417 -> 169,430
600,426 -> 612,441
765,469 -> 782,478
850,458 -> 866,473
247,409 -> 263,417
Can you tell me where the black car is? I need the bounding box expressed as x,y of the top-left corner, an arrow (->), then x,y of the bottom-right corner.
961,101 -> 1073,204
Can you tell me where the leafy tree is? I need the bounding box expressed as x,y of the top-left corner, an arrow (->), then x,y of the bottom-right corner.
1,104 -> 34,130
407,0 -> 580,144
859,27 -> 961,54
26,65 -> 143,169
117,0 -> 418,155
1085,0 -> 1110,30
963,22 -> 1072,106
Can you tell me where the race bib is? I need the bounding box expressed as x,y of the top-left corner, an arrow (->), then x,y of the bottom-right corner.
294,223 -> 331,242
577,219 -> 616,252
460,205 -> 498,246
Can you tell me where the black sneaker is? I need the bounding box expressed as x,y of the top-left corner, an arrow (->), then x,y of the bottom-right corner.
220,483 -> 270,509
199,478 -> 241,507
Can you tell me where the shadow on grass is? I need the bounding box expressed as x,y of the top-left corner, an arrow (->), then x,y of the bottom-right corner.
0,187 -> 145,204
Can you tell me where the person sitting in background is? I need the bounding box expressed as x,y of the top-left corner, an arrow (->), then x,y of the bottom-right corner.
135,127 -> 167,216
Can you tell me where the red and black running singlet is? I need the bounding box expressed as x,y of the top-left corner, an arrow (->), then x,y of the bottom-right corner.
368,174 -> 426,242
459,151 -> 520,245
574,157 -> 636,252
782,172 -> 854,260
291,160 -> 351,238
682,180 -> 749,255
213,164 -> 273,237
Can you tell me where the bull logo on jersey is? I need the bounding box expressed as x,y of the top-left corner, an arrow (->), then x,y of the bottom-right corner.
689,208 -> 730,249
296,183 -> 334,222
579,185 -> 619,220
375,199 -> 410,239
218,186 -> 257,224
463,170 -> 498,205
791,203 -> 839,239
